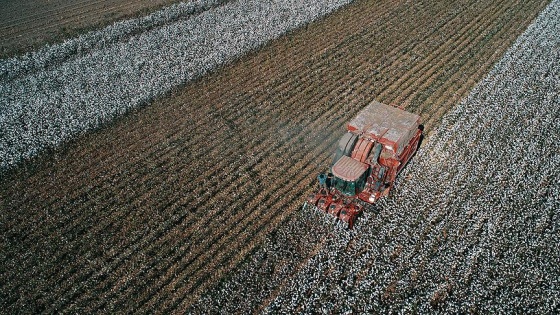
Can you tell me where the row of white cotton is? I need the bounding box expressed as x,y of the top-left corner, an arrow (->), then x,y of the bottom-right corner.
188,0 -> 560,313
0,0 -> 353,170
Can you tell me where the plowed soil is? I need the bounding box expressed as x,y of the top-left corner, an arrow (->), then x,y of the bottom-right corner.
0,0 -> 550,313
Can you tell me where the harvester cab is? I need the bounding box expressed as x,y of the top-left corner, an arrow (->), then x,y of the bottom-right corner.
304,100 -> 422,229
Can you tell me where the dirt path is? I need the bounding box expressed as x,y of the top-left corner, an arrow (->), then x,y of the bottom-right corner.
0,0 -> 550,313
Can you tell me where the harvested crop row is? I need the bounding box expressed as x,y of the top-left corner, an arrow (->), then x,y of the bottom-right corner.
0,0 -> 194,59
0,0 -> 551,313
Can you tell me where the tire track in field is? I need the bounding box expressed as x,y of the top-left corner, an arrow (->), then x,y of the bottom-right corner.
401,0 -> 528,111
382,0 -> 505,105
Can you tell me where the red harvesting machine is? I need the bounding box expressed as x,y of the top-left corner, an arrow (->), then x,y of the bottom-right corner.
303,100 -> 423,229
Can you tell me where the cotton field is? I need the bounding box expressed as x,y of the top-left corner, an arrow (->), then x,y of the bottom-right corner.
0,0 -> 352,169
191,0 -> 560,313
1,0 -> 556,313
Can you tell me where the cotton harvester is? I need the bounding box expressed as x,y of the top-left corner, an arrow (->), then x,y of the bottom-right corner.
303,100 -> 423,229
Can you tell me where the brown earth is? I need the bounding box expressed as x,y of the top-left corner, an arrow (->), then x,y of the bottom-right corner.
0,0 -> 549,313
0,0 -> 187,58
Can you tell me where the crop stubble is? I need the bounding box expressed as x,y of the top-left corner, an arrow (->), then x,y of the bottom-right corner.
0,0 -> 191,59
0,0 -> 550,313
